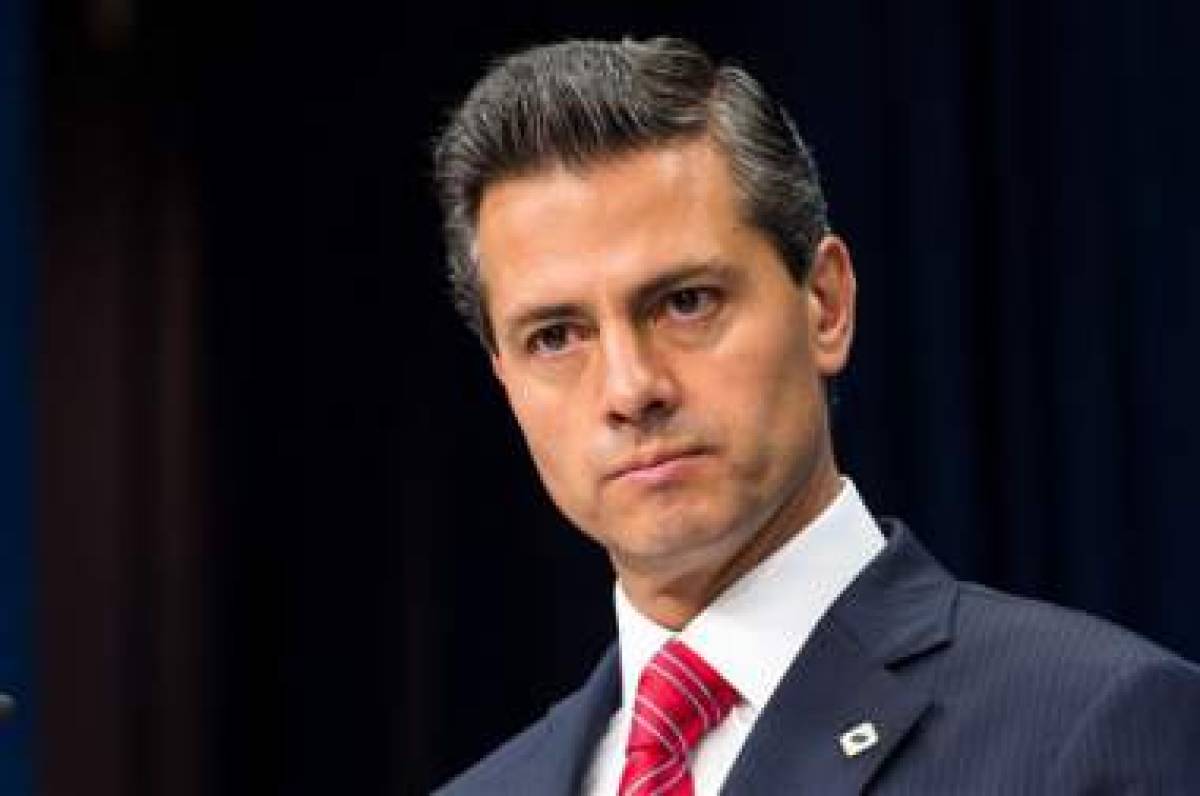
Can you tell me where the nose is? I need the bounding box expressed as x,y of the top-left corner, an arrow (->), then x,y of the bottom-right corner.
598,327 -> 680,430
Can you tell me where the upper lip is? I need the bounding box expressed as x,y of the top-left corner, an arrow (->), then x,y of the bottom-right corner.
606,447 -> 707,481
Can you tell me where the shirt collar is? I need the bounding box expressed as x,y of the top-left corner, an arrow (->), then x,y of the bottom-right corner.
614,478 -> 884,712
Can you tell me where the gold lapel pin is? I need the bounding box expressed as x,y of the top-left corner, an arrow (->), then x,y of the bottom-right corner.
839,721 -> 880,758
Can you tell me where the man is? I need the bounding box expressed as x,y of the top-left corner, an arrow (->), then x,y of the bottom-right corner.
432,37 -> 1200,794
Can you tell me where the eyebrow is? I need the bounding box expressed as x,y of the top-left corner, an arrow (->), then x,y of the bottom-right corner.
501,258 -> 737,343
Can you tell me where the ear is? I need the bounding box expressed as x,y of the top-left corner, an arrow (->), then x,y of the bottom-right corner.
490,349 -> 509,389
805,234 -> 856,377
489,349 -> 530,412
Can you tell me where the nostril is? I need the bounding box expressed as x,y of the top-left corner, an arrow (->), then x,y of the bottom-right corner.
607,398 -> 675,433
642,400 -> 671,423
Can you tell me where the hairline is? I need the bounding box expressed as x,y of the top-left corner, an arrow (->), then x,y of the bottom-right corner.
469,126 -> 806,352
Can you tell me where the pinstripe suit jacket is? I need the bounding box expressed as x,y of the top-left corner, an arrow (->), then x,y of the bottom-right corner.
436,521 -> 1200,794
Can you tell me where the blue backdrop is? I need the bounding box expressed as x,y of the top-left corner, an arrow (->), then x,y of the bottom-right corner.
0,0 -> 34,791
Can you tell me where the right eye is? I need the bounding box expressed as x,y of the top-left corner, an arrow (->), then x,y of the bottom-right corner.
527,323 -> 575,356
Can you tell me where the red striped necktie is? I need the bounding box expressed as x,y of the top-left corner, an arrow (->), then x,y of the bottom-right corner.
618,638 -> 740,796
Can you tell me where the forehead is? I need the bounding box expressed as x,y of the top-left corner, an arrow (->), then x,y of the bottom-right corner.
475,139 -> 753,311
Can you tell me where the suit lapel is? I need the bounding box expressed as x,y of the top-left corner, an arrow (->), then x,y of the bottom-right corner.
478,523 -> 955,796
722,522 -> 957,795
489,646 -> 620,795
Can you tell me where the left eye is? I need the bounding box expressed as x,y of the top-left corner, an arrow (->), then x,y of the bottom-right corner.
664,287 -> 718,319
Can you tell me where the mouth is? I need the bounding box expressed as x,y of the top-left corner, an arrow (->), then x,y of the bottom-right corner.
606,447 -> 712,485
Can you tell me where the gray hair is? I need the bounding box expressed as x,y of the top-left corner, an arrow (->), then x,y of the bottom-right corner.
433,36 -> 829,350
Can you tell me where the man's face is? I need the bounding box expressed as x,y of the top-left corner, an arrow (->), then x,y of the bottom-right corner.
476,138 -> 853,581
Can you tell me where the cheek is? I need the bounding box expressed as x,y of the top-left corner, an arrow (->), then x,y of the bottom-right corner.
702,328 -> 821,477
510,390 -> 589,500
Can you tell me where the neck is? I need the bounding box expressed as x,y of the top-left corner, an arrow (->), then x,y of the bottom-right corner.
616,456 -> 843,630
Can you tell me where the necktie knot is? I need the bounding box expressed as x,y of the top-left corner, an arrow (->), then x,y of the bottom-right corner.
619,639 -> 738,796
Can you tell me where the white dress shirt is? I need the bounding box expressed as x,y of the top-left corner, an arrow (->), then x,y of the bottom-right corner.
583,479 -> 885,795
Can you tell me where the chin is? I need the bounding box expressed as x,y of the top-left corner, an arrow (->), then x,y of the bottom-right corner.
606,508 -> 742,565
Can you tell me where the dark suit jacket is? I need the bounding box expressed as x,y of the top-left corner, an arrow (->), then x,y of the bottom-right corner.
437,521 -> 1200,794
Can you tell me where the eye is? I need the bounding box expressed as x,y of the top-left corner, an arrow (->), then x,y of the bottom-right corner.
662,286 -> 720,320
526,323 -> 576,356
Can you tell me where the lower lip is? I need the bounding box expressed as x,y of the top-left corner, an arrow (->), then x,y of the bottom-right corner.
617,453 -> 708,487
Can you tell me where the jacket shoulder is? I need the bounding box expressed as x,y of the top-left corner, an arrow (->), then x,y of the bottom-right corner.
877,575 -> 1200,790
433,645 -> 620,796
946,582 -> 1200,756
1048,649 -> 1200,789
433,707 -> 557,796
953,581 -> 1194,681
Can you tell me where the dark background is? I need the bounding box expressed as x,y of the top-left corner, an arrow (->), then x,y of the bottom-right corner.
26,0 -> 1200,794
1,0 -> 34,791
